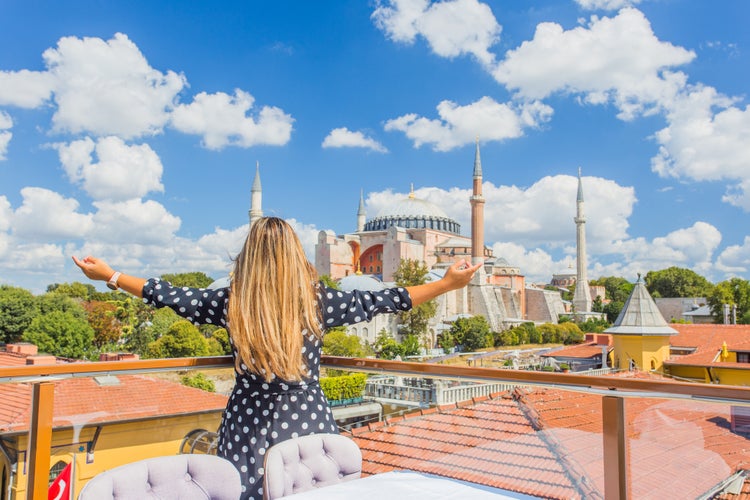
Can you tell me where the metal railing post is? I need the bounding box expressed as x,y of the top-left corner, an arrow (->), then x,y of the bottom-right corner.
602,395 -> 629,499
27,382 -> 54,500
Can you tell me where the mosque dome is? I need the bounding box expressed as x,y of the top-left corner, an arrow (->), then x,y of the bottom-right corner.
364,188 -> 460,235
338,274 -> 387,292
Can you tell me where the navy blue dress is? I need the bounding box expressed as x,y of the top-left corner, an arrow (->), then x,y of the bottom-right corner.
142,279 -> 412,499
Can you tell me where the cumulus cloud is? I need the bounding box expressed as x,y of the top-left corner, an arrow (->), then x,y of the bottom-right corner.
372,0 -> 501,67
12,187 -> 93,241
384,96 -> 552,151
57,136 -> 164,201
0,69 -> 55,108
493,8 -> 695,120
43,33 -> 185,138
365,174 -> 636,251
0,111 -> 11,160
575,0 -> 641,10
91,199 -> 181,245
651,85 -> 750,210
716,237 -> 750,275
322,127 -> 387,152
170,89 -> 294,149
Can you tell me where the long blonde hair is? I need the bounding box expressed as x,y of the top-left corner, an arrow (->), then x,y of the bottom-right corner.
228,217 -> 322,381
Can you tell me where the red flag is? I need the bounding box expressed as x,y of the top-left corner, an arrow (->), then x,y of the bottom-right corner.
48,462 -> 72,500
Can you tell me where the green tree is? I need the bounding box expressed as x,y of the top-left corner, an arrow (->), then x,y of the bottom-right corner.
374,329 -> 402,360
590,276 -> 634,322
181,372 -> 216,392
23,311 -> 95,359
707,278 -> 750,324
319,275 -> 339,289
323,330 -> 369,357
146,320 -> 210,358
578,317 -> 610,333
35,292 -> 87,321
160,272 -> 214,288
448,316 -> 492,351
645,267 -> 714,298
400,334 -> 421,357
46,282 -> 99,301
209,328 -> 231,355
393,259 -> 437,341
0,285 -> 37,343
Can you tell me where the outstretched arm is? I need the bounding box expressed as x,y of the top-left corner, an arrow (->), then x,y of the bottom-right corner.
406,259 -> 482,307
72,256 -> 147,298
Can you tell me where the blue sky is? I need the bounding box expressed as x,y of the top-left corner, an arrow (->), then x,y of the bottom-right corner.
0,0 -> 748,293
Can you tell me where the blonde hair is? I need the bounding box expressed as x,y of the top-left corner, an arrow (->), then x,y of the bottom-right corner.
228,217 -> 322,381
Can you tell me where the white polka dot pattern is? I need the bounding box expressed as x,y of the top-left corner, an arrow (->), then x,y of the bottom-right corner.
141,279 -> 412,499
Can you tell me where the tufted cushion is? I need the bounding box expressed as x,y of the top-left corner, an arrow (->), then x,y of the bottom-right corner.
78,454 -> 241,500
263,433 -> 362,499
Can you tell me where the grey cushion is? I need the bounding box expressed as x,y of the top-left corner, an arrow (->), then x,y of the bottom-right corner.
78,454 -> 241,500
263,433 -> 362,500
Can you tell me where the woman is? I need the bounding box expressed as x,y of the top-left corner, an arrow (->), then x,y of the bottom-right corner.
73,216 -> 481,499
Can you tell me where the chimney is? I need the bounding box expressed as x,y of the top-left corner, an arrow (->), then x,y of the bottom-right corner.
26,355 -> 56,366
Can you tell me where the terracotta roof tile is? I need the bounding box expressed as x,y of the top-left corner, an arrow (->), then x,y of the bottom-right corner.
667,324 -> 750,366
0,375 -> 227,433
353,385 -> 750,499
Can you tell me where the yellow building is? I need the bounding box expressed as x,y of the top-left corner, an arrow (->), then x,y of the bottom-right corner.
0,372 -> 226,499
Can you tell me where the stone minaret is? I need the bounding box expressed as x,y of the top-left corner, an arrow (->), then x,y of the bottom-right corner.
249,161 -> 263,226
572,168 -> 592,313
470,139 -> 485,266
357,189 -> 366,232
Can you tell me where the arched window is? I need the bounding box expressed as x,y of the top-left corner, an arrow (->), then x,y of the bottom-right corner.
48,460 -> 68,488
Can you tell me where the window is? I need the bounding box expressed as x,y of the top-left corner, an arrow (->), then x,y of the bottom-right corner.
48,460 -> 68,487
738,352 -> 750,363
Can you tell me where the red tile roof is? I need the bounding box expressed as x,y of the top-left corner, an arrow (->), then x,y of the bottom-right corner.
0,375 -> 228,433
541,341 -> 610,360
352,383 -> 750,499
667,324 -> 750,367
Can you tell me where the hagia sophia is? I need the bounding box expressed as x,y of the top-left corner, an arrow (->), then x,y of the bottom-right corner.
248,144 -> 600,348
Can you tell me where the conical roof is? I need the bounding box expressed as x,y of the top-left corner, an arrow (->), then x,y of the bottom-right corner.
605,276 -> 678,336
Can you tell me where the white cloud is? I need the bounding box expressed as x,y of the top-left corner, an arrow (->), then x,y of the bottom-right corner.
365,175 -> 635,252
43,33 -> 185,138
12,187 -> 93,240
372,0 -> 501,67
91,199 -> 181,245
170,89 -> 294,149
651,85 -> 750,210
0,111 -> 11,160
0,69 -> 55,108
575,0 -> 641,10
322,127 -> 387,152
492,8 -> 695,120
0,243 -> 66,273
57,136 -> 164,201
287,218 -> 324,262
384,96 -> 552,151
490,241 -> 560,283
716,237 -> 750,275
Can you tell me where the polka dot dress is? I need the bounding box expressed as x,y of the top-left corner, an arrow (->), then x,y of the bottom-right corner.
142,279 -> 412,500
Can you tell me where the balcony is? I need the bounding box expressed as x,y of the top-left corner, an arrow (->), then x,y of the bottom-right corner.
2,355 -> 750,499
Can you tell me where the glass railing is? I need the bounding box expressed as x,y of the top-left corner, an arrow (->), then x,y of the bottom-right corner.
2,355 -> 749,499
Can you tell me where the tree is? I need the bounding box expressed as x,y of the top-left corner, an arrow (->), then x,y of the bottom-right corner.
208,328 -> 232,355
146,320 -> 210,358
23,311 -> 95,359
374,329 -> 402,360
707,278 -> 750,324
393,259 -> 437,341
83,300 -> 122,347
0,285 -> 37,343
181,372 -> 216,392
323,330 -> 369,357
591,276 -> 634,322
448,316 -> 492,351
160,272 -> 215,288
645,267 -> 714,298
46,282 -> 99,301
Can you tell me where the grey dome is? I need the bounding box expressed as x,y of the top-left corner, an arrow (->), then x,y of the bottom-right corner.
338,274 -> 387,292
364,192 -> 460,235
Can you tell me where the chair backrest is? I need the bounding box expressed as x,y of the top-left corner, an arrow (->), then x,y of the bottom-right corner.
78,454 -> 241,500
263,433 -> 362,500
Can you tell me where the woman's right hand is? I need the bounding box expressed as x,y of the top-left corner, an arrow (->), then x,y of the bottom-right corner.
72,255 -> 115,282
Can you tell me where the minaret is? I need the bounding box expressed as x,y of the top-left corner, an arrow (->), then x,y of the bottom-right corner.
470,138 -> 485,266
249,161 -> 263,226
572,168 -> 592,313
357,189 -> 366,232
